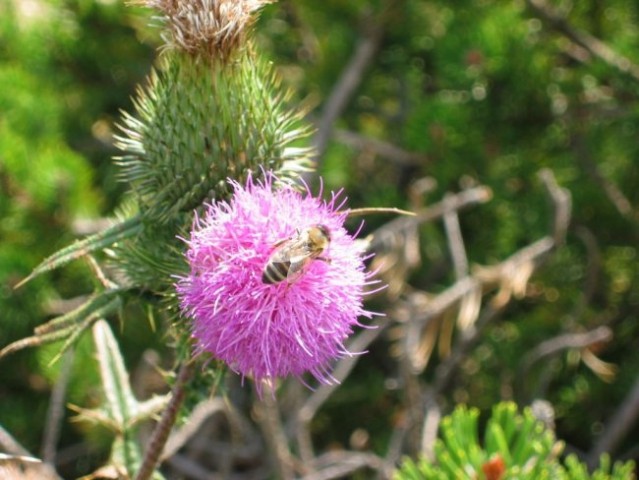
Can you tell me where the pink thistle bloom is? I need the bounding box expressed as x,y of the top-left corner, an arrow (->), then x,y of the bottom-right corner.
176,172 -> 380,391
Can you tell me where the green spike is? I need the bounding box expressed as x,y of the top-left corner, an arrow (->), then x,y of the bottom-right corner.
127,395 -> 170,429
0,326 -> 76,359
47,298 -> 120,366
35,289 -> 124,335
0,292 -> 122,361
15,217 -> 143,288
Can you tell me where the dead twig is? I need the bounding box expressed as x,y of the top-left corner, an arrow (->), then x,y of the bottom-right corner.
41,348 -> 75,465
0,425 -> 32,457
572,133 -> 637,223
432,300 -> 505,395
538,168 -> 571,245
301,451 -> 388,480
161,398 -> 228,460
135,359 -> 196,480
295,320 -> 387,466
588,375 -> 639,468
255,383 -> 297,480
401,169 -> 571,393
574,226 -> 602,314
0,426 -> 62,480
420,391 -> 441,461
525,0 -> 639,82
443,194 -> 469,280
370,186 -> 493,251
334,129 -> 428,167
516,326 -> 613,402
312,3 -> 394,166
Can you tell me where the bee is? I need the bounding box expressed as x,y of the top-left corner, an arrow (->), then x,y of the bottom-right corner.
262,224 -> 331,284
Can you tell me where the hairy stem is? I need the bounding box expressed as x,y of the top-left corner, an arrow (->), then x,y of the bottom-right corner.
135,359 -> 195,480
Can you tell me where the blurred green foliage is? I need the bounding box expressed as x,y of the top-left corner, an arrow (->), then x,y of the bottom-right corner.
395,402 -> 634,479
1,0 -> 639,477
259,0 -> 639,465
0,0 -> 155,460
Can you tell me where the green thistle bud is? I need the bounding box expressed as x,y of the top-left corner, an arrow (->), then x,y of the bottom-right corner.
110,0 -> 312,291
115,53 -> 312,225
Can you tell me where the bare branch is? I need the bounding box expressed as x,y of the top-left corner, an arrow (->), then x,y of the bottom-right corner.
295,321 -> 387,465
522,326 -> 612,370
297,321 -> 387,423
401,236 -> 554,332
574,226 -> 602,312
334,129 -> 428,167
0,427 -> 62,479
588,376 -> 639,467
525,0 -> 639,82
443,193 -> 469,279
399,170 -> 571,394
538,168 -> 571,245
41,348 -> 75,464
572,133 -> 637,223
301,451 -> 388,480
420,393 -> 441,461
161,398 -> 228,460
312,20 -> 385,164
255,384 -> 296,480
517,326 -> 613,400
0,425 -> 32,457
370,186 -> 493,250
432,300 -> 505,395
165,454 -> 217,480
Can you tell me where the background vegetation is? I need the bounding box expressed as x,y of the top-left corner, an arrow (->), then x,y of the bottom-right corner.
1,0 -> 638,478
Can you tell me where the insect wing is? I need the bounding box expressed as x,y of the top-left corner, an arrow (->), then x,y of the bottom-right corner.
286,254 -> 311,283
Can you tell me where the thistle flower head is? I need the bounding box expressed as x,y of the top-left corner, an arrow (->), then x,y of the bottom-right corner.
134,0 -> 273,60
176,172 -> 379,391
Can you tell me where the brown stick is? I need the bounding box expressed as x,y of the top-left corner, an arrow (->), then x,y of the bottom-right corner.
255,383 -> 296,480
41,348 -> 75,464
334,129 -> 428,167
310,0 -> 405,171
525,0 -> 639,82
135,359 -> 196,480
517,326 -> 613,401
312,23 -> 385,163
443,194 -> 469,279
295,321 -> 387,465
588,376 -> 639,467
369,186 -> 493,250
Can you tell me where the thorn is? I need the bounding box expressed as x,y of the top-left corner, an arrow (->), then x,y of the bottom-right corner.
341,207 -> 416,217
13,273 -> 35,290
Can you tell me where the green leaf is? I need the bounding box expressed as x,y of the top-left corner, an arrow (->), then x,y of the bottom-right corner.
90,319 -> 168,478
93,319 -> 137,428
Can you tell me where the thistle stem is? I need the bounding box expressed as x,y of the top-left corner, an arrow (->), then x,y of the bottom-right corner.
135,359 -> 195,480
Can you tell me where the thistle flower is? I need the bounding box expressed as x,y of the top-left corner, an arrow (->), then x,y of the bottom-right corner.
176,172 -> 379,391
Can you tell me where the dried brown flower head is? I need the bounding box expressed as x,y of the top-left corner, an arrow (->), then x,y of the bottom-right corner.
133,0 -> 274,60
